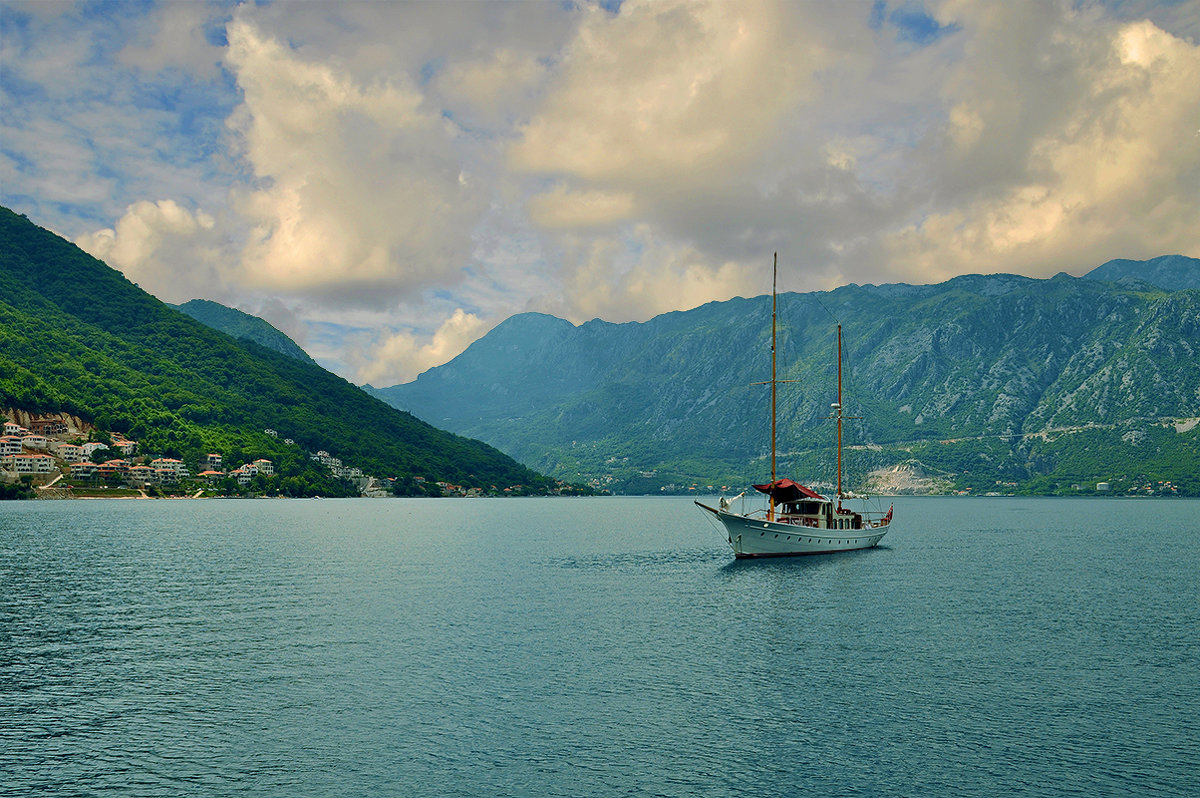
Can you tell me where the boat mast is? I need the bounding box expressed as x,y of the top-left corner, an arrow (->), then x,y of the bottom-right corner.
753,253 -> 796,520
769,253 -> 777,520
836,323 -> 843,507
771,254 -> 778,487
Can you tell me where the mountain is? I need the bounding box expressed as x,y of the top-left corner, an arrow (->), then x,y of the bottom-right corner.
372,267 -> 1200,496
1084,254 -> 1200,290
0,206 -> 558,494
171,299 -> 315,364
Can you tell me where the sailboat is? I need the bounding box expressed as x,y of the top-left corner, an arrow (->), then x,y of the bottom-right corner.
696,255 -> 893,558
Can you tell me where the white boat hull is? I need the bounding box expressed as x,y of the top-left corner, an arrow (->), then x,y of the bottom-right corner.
697,502 -> 888,558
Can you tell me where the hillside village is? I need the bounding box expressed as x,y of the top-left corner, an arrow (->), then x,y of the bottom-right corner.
0,411 -> 565,499
2,414 -> 286,497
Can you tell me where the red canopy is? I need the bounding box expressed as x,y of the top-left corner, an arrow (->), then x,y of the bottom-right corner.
752,478 -> 827,503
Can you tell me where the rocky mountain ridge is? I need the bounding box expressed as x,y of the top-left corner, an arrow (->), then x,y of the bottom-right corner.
1084,254 -> 1200,290
370,256 -> 1200,494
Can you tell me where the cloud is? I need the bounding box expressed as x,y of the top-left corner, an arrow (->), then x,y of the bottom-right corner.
505,0 -> 850,317
527,185 -> 637,229
116,2 -> 226,78
437,48 -> 549,130
6,0 -> 1199,388
511,0 -> 822,194
0,2 -> 235,239
75,199 -> 231,304
223,16 -> 486,309
878,8 -> 1200,281
245,296 -> 311,349
350,309 -> 489,386
531,227 -> 758,325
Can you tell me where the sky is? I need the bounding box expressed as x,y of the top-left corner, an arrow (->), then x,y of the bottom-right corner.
2,0 -> 1198,387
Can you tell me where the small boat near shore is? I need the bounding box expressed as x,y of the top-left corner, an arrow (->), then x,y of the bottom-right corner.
696,255 -> 893,558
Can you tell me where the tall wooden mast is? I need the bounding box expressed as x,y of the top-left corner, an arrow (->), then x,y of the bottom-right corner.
771,253 -> 777,489
753,253 -> 794,521
768,253 -> 777,520
836,323 -> 843,505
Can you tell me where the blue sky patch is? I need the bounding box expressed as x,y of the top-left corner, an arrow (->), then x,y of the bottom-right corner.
871,1 -> 959,45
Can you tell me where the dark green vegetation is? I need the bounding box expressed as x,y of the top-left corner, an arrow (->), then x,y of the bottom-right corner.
172,299 -> 315,364
373,258 -> 1200,496
0,206 -> 561,495
0,480 -> 34,500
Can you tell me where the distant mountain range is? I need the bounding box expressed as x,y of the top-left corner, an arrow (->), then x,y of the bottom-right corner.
9,195 -> 1190,497
1084,254 -> 1200,290
171,299 -> 315,364
0,206 -> 559,495
369,255 -> 1200,495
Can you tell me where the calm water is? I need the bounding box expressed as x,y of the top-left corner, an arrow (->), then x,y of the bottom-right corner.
1,497 -> 1197,797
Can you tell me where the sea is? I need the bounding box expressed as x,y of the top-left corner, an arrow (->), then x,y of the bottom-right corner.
1,496 -> 1197,797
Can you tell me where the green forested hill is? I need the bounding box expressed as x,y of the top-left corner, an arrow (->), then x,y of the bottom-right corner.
373,262 -> 1200,496
171,299 -> 315,364
0,206 -> 553,493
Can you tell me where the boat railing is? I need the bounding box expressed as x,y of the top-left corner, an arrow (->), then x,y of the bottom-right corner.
743,508 -> 821,528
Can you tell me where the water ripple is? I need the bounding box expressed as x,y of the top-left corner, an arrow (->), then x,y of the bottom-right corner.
2,497 -> 1198,796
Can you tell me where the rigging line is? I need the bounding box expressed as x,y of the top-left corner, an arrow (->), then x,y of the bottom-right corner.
809,289 -> 855,405
807,290 -> 857,412
810,290 -> 868,431
810,289 -> 840,325
809,292 -> 874,494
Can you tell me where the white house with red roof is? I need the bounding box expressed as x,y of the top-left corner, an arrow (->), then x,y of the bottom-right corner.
2,453 -> 56,474
128,465 -> 154,485
150,458 -> 189,480
50,441 -> 85,460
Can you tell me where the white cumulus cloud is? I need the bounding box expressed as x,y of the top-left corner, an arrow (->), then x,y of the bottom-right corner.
224,16 -> 486,309
878,9 -> 1200,281
6,0 -> 1198,388
351,309 -> 489,387
75,199 -> 230,304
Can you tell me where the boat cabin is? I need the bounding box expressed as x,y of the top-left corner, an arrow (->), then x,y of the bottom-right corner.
754,478 -> 865,530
